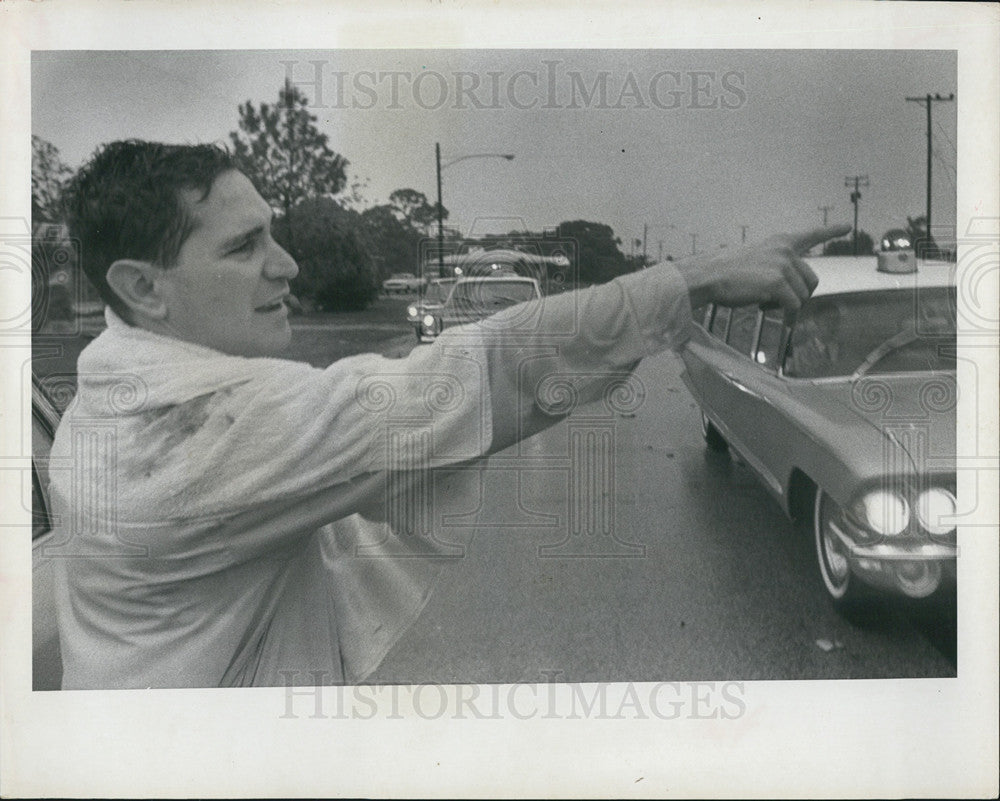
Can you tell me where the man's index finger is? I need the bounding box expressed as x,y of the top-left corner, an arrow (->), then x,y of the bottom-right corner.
790,224 -> 853,253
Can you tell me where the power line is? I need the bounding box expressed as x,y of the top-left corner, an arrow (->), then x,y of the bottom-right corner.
931,143 -> 956,197
933,117 -> 957,156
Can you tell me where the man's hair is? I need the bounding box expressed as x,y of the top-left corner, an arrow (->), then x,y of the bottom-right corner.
63,140 -> 236,322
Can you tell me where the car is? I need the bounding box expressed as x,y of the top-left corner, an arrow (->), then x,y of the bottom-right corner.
381,272 -> 424,294
680,255 -> 957,617
30,373 -> 63,690
406,277 -> 457,338
416,274 -> 542,343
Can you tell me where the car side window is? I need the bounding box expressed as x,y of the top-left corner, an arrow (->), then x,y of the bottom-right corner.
692,304 -> 710,328
708,305 -> 731,340
755,309 -> 785,371
726,305 -> 759,357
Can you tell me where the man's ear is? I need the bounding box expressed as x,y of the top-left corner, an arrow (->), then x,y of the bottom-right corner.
106,259 -> 167,320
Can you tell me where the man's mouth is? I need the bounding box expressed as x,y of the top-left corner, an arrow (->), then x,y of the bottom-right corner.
255,298 -> 287,313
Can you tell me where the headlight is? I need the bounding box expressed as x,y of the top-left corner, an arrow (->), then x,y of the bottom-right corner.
407,305 -> 418,318
859,490 -> 910,536
916,488 -> 956,535
422,314 -> 436,329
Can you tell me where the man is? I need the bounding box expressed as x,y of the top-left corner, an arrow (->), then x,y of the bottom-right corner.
786,297 -> 842,377
50,139 -> 848,689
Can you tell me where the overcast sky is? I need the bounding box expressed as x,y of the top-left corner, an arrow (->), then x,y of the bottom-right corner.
32,49 -> 956,257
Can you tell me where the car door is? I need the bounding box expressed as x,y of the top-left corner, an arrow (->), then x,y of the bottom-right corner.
702,306 -> 791,498
31,376 -> 63,690
725,308 -> 798,499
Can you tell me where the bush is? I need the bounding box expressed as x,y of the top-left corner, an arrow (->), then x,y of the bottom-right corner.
275,198 -> 379,312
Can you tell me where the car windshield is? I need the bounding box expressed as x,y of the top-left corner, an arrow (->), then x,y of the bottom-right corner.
425,282 -> 454,304
785,287 -> 956,378
447,280 -> 538,312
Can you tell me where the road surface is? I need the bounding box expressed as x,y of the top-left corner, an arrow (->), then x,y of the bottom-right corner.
370,348 -> 957,683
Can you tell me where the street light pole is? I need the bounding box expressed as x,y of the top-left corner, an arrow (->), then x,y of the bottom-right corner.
434,145 -> 514,279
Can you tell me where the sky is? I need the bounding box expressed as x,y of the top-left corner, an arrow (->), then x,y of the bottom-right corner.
32,49 -> 957,258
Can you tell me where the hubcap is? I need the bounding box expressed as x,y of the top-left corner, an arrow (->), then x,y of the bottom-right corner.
816,491 -> 851,597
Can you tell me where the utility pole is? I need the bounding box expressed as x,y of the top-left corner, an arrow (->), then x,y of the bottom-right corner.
435,142 -> 444,279
657,240 -> 663,262
906,92 -> 954,243
642,222 -> 648,263
818,205 -> 833,227
845,175 -> 869,256
739,225 -> 748,244
435,146 -> 515,279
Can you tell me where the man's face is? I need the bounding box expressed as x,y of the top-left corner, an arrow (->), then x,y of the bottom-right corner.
155,170 -> 299,357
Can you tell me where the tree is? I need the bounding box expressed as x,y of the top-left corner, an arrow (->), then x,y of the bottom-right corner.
903,214 -> 947,259
555,220 -> 631,284
823,230 -> 874,256
31,135 -> 73,225
230,80 -> 349,251
359,205 -> 422,280
388,188 -> 446,234
274,198 -> 378,312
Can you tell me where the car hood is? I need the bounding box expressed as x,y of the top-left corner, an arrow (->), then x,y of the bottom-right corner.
795,373 -> 956,472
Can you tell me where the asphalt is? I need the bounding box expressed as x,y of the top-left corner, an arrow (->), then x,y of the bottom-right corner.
370,350 -> 956,683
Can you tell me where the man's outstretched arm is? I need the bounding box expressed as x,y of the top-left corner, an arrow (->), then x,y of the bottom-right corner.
484,224 -> 849,452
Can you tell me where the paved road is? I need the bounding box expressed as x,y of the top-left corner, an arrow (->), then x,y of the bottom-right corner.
371,349 -> 956,683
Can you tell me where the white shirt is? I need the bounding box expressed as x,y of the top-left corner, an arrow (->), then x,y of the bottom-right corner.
49,262 -> 694,688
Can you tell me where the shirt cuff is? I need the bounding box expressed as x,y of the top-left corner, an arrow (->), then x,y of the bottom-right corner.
614,261 -> 695,355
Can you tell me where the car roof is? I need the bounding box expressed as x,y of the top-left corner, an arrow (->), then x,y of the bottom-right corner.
802,256 -> 955,297
441,248 -> 565,266
454,275 -> 539,284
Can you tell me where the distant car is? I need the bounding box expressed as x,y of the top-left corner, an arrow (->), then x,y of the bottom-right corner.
406,277 -> 457,339
417,275 -> 542,343
680,256 -> 957,616
382,272 -> 424,294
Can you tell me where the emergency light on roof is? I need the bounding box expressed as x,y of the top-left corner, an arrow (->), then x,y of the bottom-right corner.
876,248 -> 917,274
876,228 -> 918,274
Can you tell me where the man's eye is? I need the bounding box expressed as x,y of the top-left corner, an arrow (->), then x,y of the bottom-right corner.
228,239 -> 256,256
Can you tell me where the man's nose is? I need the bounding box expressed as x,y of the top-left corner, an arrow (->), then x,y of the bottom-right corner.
264,241 -> 299,280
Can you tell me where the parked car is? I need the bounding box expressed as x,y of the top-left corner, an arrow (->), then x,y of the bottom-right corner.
416,275 -> 542,343
382,272 -> 424,294
680,256 -> 957,617
31,373 -> 63,690
406,277 -> 457,338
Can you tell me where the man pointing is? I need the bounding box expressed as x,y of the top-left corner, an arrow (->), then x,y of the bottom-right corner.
50,139 -> 849,688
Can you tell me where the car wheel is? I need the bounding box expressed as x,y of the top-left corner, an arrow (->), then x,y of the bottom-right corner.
700,412 -> 728,453
813,488 -> 876,618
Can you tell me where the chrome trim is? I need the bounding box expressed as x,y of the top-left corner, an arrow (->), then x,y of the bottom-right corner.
828,520 -> 956,560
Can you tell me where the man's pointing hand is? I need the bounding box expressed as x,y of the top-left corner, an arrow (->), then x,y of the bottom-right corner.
677,224 -> 852,324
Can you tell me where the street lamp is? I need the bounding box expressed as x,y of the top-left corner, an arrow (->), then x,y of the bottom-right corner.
435,144 -> 515,279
